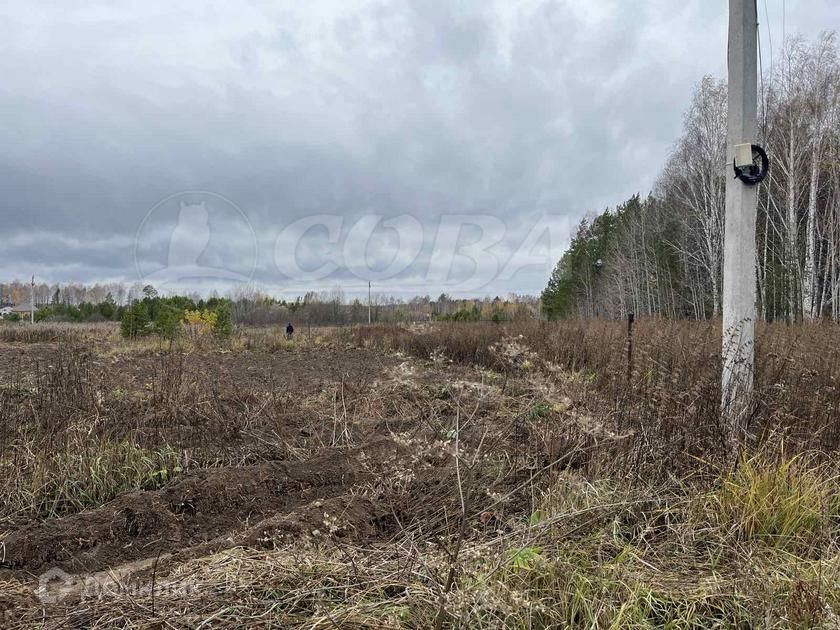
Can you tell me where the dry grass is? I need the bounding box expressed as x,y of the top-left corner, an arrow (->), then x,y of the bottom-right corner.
355,320 -> 840,467
705,452 -> 840,551
9,461 -> 839,628
1,320 -> 839,628
0,322 -> 118,345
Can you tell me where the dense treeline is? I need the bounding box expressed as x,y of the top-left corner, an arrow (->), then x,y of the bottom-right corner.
175,289 -> 538,326
33,300 -> 121,323
543,33 -> 840,322
1,281 -> 540,327
0,281 -> 132,308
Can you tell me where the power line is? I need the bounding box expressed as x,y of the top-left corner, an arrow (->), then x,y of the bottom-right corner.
756,0 -> 767,137
762,0 -> 773,74
782,0 -> 786,47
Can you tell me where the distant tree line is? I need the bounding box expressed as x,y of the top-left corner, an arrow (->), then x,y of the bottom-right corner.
0,283 -> 232,340
226,288 -> 539,326
0,281 -> 541,328
543,33 -> 840,322
33,292 -> 121,323
0,281 -> 131,309
431,296 -> 530,322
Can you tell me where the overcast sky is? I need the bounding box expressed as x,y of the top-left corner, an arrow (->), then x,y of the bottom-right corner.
1,1 -> 837,299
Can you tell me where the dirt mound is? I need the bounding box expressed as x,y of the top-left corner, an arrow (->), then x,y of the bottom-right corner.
2,439 -> 401,574
0,494 -> 388,612
234,494 -> 385,547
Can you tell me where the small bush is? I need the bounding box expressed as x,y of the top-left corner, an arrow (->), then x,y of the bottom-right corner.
183,308 -> 216,338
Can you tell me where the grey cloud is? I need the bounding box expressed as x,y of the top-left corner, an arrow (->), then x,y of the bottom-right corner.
1,1 -> 837,297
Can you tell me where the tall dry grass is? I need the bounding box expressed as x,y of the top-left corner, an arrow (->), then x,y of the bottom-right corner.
354,319 -> 840,471
0,341 -> 268,520
0,322 -> 119,345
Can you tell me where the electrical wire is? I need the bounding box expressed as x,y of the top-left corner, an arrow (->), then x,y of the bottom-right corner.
782,0 -> 786,48
755,0 -> 768,139
763,0 -> 773,75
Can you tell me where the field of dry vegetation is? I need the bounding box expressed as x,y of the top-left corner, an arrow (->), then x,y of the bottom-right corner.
0,320 -> 838,628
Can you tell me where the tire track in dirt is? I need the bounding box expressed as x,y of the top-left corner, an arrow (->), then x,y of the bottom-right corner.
1,437 -> 404,576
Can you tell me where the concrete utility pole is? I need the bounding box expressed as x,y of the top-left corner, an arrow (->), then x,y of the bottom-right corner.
368,281 -> 372,324
30,275 -> 35,324
721,0 -> 758,456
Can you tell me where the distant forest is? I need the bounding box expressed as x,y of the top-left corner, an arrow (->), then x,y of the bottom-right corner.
0,281 -> 540,327
543,33 -> 840,322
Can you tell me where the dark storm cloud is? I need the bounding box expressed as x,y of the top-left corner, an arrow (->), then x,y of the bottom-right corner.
1,1 -> 837,297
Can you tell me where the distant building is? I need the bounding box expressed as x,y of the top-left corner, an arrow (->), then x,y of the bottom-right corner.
6,303 -> 39,319
0,305 -> 12,317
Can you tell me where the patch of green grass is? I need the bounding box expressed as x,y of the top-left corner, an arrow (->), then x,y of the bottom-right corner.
507,546 -> 542,572
429,384 -> 450,400
527,400 -> 552,420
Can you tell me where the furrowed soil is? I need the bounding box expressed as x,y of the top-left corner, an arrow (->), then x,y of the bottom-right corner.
0,328 -> 554,625
1,323 -> 838,628
0,340 -> 410,570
